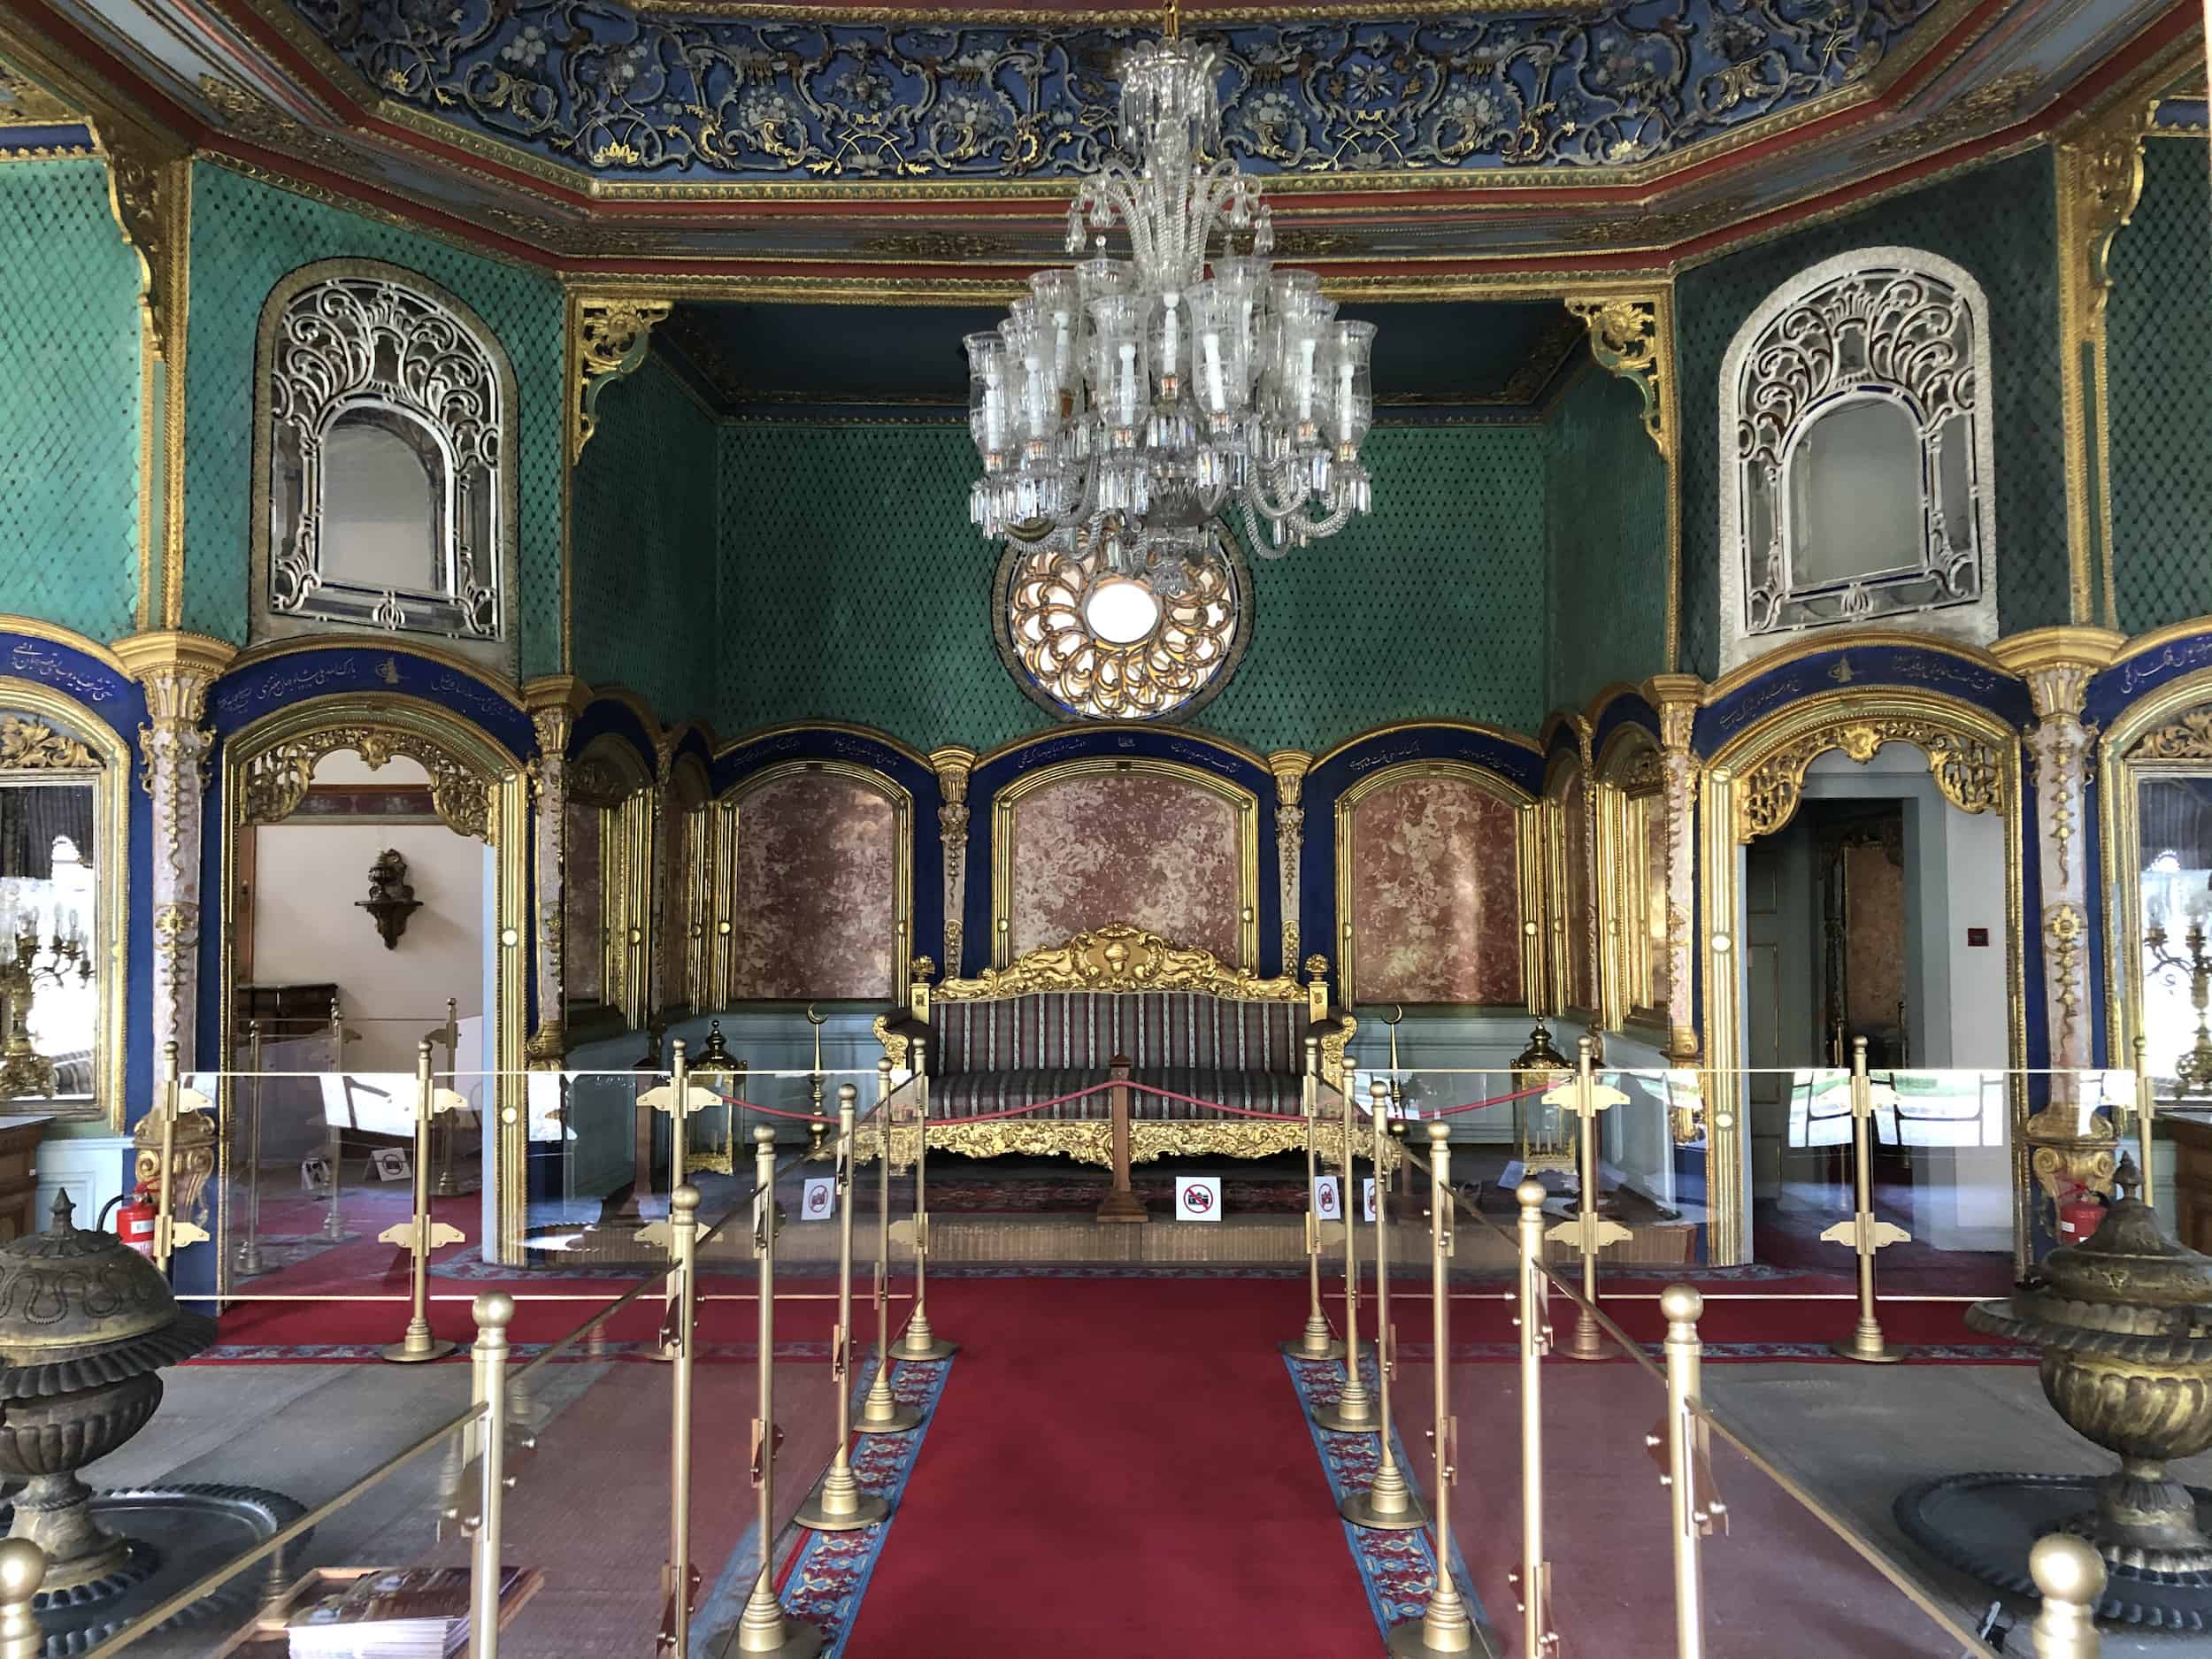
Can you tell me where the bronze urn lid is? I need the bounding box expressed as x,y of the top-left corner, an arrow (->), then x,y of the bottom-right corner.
0,1193 -> 214,1395
2041,1194 -> 2212,1311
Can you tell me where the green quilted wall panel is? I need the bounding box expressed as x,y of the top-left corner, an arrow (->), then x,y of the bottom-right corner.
716,420 -> 1548,753
1543,363 -> 1667,715
572,356 -> 718,726
1675,150 -> 2066,676
182,163 -> 565,673
2110,139 -> 2212,635
0,160 -> 143,643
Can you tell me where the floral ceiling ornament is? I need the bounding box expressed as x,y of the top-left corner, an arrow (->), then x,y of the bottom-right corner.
287,1 -> 1943,184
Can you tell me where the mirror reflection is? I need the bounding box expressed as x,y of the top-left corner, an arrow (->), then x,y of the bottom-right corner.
0,777 -> 99,1101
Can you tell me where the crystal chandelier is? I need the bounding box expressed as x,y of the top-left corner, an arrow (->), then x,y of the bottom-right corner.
965,30 -> 1377,641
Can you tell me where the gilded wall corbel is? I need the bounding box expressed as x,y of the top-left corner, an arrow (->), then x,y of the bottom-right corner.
1646,672 -> 1704,1061
1268,750 -> 1310,972
568,294 -> 673,463
2055,101 -> 2153,626
931,746 -> 976,975
1567,288 -> 1681,672
522,676 -> 588,1065
114,632 -> 235,1071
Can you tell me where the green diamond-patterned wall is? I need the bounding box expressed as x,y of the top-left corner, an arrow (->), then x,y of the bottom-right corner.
1675,150 -> 2067,676
572,357 -> 718,725
2110,139 -> 2212,635
182,163 -> 565,673
0,159 -> 143,643
1544,362 -> 1667,715
716,421 -> 1548,752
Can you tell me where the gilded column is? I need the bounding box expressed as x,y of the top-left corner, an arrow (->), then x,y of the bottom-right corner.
931,746 -> 976,977
1995,630 -> 2124,1206
115,633 -> 234,1071
1647,675 -> 1703,1060
1268,751 -> 1310,972
524,679 -> 588,1065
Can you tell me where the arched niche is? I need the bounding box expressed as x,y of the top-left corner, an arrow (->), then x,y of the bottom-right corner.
220,692 -> 528,1259
566,729 -> 658,1033
716,761 -> 912,1005
0,677 -> 127,1127
1699,687 -> 2025,1267
991,756 -> 1259,971
1541,742 -> 1598,1022
1333,759 -> 1534,1009
1595,722 -> 1671,1037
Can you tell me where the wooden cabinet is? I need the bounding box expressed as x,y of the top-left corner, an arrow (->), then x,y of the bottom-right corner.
2168,1112 -> 2212,1256
0,1116 -> 53,1242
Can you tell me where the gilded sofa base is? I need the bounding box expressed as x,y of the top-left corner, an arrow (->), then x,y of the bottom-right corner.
856,1118 -> 1366,1171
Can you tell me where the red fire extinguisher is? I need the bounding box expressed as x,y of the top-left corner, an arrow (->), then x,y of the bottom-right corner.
2057,1188 -> 2108,1247
103,1184 -> 157,1256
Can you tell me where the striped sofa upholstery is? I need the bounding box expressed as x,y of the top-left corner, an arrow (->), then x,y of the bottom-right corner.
928,992 -> 1307,1119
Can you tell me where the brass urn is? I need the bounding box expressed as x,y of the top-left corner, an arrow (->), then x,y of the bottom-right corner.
0,1194 -> 215,1592
1969,1171 -> 2212,1578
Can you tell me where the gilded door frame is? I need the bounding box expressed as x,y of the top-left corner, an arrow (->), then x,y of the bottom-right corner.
723,758 -> 914,1005
1332,757 -> 1540,1010
2097,665 -> 2212,1068
991,756 -> 1260,972
219,693 -> 530,1269
0,674 -> 129,1128
1699,687 -> 2026,1267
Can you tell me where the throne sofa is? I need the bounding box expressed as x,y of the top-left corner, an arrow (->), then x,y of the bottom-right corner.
872,925 -> 1356,1168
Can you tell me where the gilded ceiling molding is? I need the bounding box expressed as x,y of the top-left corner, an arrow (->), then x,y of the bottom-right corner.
1565,288 -> 1679,670
2055,96 -> 2153,628
569,294 -> 673,461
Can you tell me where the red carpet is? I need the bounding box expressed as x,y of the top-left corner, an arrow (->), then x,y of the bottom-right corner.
841,1278 -> 1379,1658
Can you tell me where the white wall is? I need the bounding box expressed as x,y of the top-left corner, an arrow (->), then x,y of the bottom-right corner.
250,752 -> 487,1074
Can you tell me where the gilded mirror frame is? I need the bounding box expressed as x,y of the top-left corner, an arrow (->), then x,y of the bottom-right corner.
991,756 -> 1260,972
2097,665 -> 2212,1075
1597,725 -> 1671,1041
0,678 -> 127,1127
1332,758 -> 1540,1010
219,692 -> 529,1265
1699,686 -> 2025,1268
721,758 -> 914,1005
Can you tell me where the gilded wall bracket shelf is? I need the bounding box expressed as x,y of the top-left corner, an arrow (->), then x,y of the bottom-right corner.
571,296 -> 672,461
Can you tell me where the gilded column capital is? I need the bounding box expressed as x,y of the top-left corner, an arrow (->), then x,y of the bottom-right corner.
1991,627 -> 2126,721
1644,674 -> 1704,754
570,295 -> 672,461
1266,749 -> 1310,806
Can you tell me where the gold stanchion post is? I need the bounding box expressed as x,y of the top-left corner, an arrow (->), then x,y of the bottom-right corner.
1284,1033 -> 1347,1359
892,1036 -> 955,1361
1314,1058 -> 1379,1434
856,1059 -> 921,1436
727,1127 -> 825,1659
661,1185 -> 702,1658
1387,1122 -> 1473,1657
466,1292 -> 513,1659
798,1084 -> 890,1530
1655,1285 -> 1723,1659
0,1539 -> 43,1659
2135,1033 -> 2158,1217
430,996 -> 464,1198
234,1018 -> 266,1279
2031,1532 -> 2107,1659
1508,1179 -> 1555,1658
1824,1038 -> 1910,1363
150,1041 -> 211,1278
806,1004 -> 828,1160
1547,1037 -> 1632,1362
640,1041 -> 716,1358
326,996 -> 356,1241
1342,1079 -> 1425,1528
380,1040 -> 465,1363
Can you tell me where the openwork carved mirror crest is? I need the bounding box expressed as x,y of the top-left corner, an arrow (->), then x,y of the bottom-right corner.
1720,249 -> 1997,669
253,261 -> 519,674
239,726 -> 493,843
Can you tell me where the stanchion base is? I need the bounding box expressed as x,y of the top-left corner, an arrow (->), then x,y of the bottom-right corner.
1340,1488 -> 1429,1531
1310,1404 -> 1384,1435
1384,1617 -> 1477,1656
795,1487 -> 890,1532
379,1336 -> 457,1364
891,1335 -> 957,1362
710,1617 -> 825,1659
853,1406 -> 923,1436
1279,1336 -> 1348,1361
1829,1337 -> 1909,1364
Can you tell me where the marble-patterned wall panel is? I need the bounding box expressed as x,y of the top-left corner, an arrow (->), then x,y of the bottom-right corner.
565,801 -> 602,1005
1348,776 -> 1523,1005
1008,773 -> 1243,963
731,774 -> 897,1000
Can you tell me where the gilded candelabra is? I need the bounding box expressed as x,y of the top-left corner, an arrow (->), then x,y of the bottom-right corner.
0,918 -> 89,1101
2145,914 -> 2212,1097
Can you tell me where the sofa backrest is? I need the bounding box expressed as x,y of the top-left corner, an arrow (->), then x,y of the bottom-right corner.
931,991 -> 1306,1076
